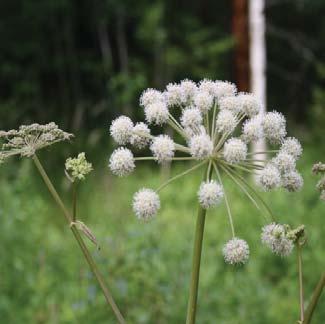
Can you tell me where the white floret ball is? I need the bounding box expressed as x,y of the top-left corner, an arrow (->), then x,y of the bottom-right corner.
280,137 -> 302,159
194,90 -> 214,113
180,79 -> 198,104
140,88 -> 165,108
237,93 -> 262,117
165,83 -> 185,107
281,170 -> 304,192
110,116 -> 134,145
223,138 -> 247,164
272,152 -> 296,173
144,101 -> 169,125
133,188 -> 160,221
150,135 -> 175,163
215,110 -> 237,134
109,147 -> 135,177
180,107 -> 203,129
218,96 -> 241,114
241,115 -> 264,143
130,122 -> 151,149
189,133 -> 213,159
262,111 -> 287,144
223,238 -> 250,265
258,164 -> 281,191
198,180 -> 224,209
199,80 -> 236,99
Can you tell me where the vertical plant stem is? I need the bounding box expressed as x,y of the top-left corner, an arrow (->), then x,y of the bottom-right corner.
297,243 -> 304,322
32,155 -> 126,324
186,166 -> 212,324
303,272 -> 325,324
72,182 -> 77,222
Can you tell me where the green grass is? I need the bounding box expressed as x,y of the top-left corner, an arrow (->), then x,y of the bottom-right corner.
0,145 -> 324,323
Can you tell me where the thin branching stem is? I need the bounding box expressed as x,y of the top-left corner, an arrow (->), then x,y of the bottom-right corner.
297,243 -> 305,322
135,156 -> 195,161
156,160 -> 207,192
213,162 -> 235,237
211,102 -> 217,139
32,155 -> 126,324
72,182 -> 77,222
247,150 -> 279,156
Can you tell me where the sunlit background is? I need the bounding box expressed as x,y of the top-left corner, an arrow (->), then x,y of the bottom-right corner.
0,1 -> 324,323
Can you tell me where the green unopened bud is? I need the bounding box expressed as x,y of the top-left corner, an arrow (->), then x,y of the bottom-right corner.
287,225 -> 306,244
65,152 -> 93,182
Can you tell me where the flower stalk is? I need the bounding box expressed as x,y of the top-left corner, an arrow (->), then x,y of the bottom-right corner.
32,154 -> 126,324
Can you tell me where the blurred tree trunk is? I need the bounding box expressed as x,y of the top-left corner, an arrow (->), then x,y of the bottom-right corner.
249,0 -> 267,164
232,0 -> 250,92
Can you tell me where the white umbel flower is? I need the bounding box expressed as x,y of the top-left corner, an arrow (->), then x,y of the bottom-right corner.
165,83 -> 185,107
189,133 -> 213,159
140,88 -> 165,108
223,138 -> 247,164
223,238 -> 249,265
258,164 -> 281,190
237,93 -> 262,117
273,152 -> 296,173
263,111 -> 287,144
109,147 -> 135,177
194,90 -> 214,113
180,107 -> 203,129
133,188 -> 160,221
110,116 -> 134,145
215,110 -> 237,134
198,180 -> 224,209
282,170 -> 303,192
261,223 -> 293,257
280,137 -> 302,159
199,80 -> 236,99
144,101 -> 169,125
180,79 -> 198,104
242,115 -> 264,143
218,96 -> 241,114
130,122 -> 151,149
150,135 -> 175,162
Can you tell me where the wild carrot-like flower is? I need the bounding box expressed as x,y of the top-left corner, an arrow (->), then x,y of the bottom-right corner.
65,152 -> 93,182
108,79 -> 303,264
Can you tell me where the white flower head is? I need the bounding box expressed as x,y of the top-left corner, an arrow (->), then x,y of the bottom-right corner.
258,164 -> 281,191
189,133 -> 213,159
199,80 -> 236,99
110,116 -> 133,145
242,115 -> 264,143
130,122 -> 151,149
109,147 -> 135,177
237,93 -> 262,117
180,107 -> 203,129
223,238 -> 249,265
180,79 -> 198,104
261,223 -> 294,257
140,88 -> 165,108
165,83 -> 185,107
282,170 -> 304,192
280,137 -> 302,160
144,101 -> 169,125
223,138 -> 247,164
198,180 -> 224,209
133,188 -> 160,221
150,135 -> 175,163
263,111 -> 287,144
194,90 -> 214,113
215,109 -> 237,134
218,96 -> 241,114
272,151 -> 296,173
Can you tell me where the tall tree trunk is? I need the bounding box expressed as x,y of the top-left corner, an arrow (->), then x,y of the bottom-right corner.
232,0 -> 250,92
249,0 -> 267,163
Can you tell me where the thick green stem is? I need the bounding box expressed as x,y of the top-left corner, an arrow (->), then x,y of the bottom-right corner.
32,155 -> 126,324
303,272 -> 325,324
186,166 -> 212,324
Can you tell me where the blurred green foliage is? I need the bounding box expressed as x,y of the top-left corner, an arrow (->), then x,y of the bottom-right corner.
0,143 -> 324,323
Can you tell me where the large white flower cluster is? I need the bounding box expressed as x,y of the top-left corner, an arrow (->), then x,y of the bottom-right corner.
108,78 -> 304,264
